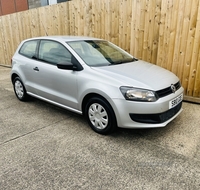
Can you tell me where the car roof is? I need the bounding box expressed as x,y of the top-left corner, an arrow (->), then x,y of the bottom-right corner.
23,36 -> 103,43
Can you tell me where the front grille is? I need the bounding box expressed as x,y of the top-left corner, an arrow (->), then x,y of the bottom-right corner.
156,81 -> 181,98
129,102 -> 182,124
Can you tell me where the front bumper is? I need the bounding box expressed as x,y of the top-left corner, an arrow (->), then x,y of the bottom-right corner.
111,87 -> 184,129
129,102 -> 182,124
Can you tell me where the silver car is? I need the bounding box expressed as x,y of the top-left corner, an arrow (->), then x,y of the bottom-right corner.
11,36 -> 184,134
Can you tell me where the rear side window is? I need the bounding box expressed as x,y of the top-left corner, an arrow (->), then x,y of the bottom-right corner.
19,40 -> 38,58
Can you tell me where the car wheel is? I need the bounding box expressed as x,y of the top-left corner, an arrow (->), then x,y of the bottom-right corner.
13,77 -> 28,101
85,97 -> 116,134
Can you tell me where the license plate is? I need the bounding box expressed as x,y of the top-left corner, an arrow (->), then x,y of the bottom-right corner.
169,94 -> 183,109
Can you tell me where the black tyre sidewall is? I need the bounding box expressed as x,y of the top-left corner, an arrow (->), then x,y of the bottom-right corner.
13,77 -> 27,101
85,97 -> 116,135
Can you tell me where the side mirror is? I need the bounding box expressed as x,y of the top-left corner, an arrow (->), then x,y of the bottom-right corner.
57,62 -> 78,71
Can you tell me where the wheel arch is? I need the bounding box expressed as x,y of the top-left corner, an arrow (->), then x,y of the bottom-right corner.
82,93 -> 118,134
11,73 -> 19,84
82,93 -> 116,119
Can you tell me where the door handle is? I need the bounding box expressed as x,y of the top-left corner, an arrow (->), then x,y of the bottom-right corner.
33,67 -> 39,71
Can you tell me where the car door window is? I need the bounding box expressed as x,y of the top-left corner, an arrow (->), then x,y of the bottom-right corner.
19,40 -> 38,59
38,40 -> 72,65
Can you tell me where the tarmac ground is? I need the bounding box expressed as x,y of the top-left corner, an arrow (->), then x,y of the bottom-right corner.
0,66 -> 200,189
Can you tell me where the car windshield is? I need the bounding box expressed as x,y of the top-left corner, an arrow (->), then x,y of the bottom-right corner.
67,40 -> 137,67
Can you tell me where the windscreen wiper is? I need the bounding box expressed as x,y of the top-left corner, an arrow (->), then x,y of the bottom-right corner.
109,58 -> 138,66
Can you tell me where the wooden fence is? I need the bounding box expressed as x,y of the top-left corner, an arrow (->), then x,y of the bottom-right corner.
0,0 -> 200,102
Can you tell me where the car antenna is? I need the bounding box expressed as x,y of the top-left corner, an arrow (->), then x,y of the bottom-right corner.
41,21 -> 48,36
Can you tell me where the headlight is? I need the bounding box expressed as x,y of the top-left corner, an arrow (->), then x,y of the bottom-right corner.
120,86 -> 158,102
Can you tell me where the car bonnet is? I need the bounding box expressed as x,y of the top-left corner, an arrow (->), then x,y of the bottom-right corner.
91,60 -> 179,91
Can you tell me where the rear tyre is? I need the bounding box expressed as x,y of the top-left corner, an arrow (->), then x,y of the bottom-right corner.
13,77 -> 28,101
85,97 -> 116,135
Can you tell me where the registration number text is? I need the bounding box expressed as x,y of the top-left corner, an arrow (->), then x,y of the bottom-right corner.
169,94 -> 183,109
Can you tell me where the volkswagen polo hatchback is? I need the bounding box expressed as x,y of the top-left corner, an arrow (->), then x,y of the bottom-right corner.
11,36 -> 184,134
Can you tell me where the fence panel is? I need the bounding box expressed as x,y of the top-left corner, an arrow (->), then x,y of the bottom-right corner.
0,0 -> 200,102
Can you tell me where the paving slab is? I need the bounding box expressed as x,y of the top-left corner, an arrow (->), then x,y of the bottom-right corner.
0,66 -> 200,190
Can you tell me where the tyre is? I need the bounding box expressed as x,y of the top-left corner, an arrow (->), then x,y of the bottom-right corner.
13,77 -> 28,101
85,97 -> 117,134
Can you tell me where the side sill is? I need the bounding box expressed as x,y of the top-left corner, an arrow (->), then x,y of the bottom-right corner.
27,92 -> 82,115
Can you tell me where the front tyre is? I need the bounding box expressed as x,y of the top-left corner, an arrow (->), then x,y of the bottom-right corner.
13,77 -> 28,101
85,97 -> 116,135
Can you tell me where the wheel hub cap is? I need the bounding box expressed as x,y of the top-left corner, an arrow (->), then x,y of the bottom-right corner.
88,103 -> 108,130
15,81 -> 24,99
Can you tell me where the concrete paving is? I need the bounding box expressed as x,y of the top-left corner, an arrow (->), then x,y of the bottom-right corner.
0,66 -> 200,190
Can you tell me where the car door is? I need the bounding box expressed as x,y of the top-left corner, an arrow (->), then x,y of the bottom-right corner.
32,40 -> 79,110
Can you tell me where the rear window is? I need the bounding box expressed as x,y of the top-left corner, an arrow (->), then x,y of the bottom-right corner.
19,40 -> 38,58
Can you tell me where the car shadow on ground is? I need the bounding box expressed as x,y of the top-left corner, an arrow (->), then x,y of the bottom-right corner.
22,96 -> 175,140
111,120 -> 176,141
